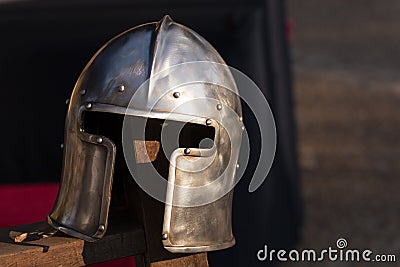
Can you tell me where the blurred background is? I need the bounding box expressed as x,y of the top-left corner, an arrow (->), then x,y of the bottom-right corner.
0,0 -> 399,266
284,0 -> 400,266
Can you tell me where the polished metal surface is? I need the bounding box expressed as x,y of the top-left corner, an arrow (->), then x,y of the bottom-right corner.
48,21 -> 156,241
48,15 -> 243,253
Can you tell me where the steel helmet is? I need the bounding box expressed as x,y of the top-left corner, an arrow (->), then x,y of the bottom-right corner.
48,15 -> 243,253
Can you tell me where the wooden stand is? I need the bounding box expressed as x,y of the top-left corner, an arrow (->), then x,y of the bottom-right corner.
0,221 -> 208,267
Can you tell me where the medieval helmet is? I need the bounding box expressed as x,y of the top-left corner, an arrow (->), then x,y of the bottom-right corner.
48,15 -> 243,253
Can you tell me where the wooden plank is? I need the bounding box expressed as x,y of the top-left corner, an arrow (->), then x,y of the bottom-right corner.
0,221 -> 146,266
151,253 -> 208,267
134,140 -> 160,163
0,221 -> 208,267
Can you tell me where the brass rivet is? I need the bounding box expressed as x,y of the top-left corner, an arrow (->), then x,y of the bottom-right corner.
96,137 -> 103,144
98,224 -> 105,231
173,92 -> 180,98
85,102 -> 92,109
162,233 -> 168,240
117,85 -> 125,92
184,148 -> 191,154
206,119 -> 212,126
216,103 -> 222,110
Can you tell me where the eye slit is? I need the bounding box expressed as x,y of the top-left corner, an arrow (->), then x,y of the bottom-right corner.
178,122 -> 215,148
82,112 -> 216,159
81,111 -> 124,141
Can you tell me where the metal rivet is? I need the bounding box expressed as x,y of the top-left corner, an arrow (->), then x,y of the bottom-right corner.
216,103 -> 222,110
80,89 -> 86,95
60,143 -> 64,149
241,126 -> 245,131
236,164 -> 240,169
96,137 -> 103,144
162,233 -> 168,240
184,148 -> 191,154
206,119 -> 212,126
85,102 -> 92,109
117,85 -> 125,93
65,99 -> 70,105
173,92 -> 180,98
98,224 -> 105,231
239,117 -> 243,122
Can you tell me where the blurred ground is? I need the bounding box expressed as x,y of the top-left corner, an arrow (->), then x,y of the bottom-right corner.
284,0 -> 400,266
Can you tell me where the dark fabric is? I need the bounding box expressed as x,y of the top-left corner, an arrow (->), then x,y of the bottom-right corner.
208,1 -> 302,266
0,0 -> 302,265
